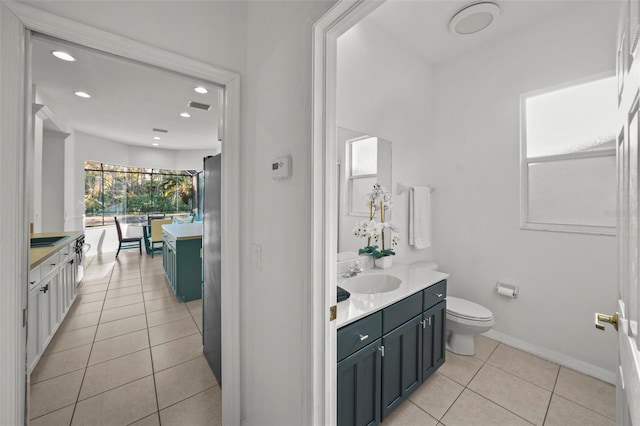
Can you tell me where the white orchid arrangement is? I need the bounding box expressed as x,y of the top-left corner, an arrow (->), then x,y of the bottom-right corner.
353,184 -> 399,258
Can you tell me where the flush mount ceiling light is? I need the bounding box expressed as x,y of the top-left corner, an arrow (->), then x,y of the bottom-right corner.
74,91 -> 91,98
152,143 -> 159,146
180,112 -> 191,118
449,2 -> 500,36
194,86 -> 208,94
52,51 -> 76,62
153,136 -> 161,141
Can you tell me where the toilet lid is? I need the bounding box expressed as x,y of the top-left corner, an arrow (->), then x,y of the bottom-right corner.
447,296 -> 493,321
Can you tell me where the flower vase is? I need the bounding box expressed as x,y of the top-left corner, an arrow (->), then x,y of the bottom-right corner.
374,256 -> 392,269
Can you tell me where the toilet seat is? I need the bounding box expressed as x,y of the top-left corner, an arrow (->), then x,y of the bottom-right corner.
446,296 -> 493,322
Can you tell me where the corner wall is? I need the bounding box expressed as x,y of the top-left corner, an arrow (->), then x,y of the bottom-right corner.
243,1 -> 335,424
337,19 -> 434,264
431,3 -> 619,378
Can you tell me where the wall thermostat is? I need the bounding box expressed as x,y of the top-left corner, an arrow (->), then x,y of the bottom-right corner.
272,155 -> 292,180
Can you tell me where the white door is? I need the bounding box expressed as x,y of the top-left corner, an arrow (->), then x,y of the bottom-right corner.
604,4 -> 640,424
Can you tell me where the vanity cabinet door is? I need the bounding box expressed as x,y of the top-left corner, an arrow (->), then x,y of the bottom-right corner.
381,314 -> 422,420
421,300 -> 446,381
337,338 -> 382,426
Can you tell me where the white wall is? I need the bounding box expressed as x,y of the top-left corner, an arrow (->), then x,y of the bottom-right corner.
41,129 -> 68,232
431,3 -> 619,377
337,19 -> 434,264
243,1 -> 335,424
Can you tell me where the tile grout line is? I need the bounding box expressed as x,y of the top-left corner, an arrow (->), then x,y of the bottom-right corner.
68,260 -> 115,425
541,364 -> 562,425
141,256 -> 163,426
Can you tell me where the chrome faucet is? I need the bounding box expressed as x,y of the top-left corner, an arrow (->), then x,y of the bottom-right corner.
343,261 -> 364,278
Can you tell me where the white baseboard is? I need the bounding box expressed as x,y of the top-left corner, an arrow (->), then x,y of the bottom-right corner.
484,329 -> 616,385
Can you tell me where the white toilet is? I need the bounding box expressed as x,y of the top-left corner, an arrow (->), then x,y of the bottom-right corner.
445,296 -> 494,356
420,261 -> 494,356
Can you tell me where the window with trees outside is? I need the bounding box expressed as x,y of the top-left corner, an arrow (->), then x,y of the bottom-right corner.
84,161 -> 197,227
520,74 -> 618,235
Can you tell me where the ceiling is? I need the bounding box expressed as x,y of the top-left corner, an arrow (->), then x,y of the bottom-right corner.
32,35 -> 222,151
364,0 -> 576,65
31,1 -> 577,152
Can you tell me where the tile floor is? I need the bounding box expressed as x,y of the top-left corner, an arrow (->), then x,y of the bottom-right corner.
29,250 -> 616,426
383,335 -> 616,426
28,251 -> 221,426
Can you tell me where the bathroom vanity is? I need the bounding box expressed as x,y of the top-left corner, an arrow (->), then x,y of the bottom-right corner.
337,264 -> 448,425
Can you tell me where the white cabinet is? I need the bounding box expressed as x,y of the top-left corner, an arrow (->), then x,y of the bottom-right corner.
27,237 -> 82,374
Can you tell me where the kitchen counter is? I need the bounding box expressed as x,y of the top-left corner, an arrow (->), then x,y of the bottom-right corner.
161,222 -> 202,240
30,231 -> 84,269
337,263 -> 449,328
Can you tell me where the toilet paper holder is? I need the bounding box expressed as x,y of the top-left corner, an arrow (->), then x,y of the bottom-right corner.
496,281 -> 518,298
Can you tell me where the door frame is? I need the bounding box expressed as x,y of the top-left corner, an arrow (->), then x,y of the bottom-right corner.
2,3 -> 241,424
311,1 -> 385,423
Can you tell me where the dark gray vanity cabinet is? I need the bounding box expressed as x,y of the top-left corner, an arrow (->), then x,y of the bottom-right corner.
337,312 -> 383,426
380,314 -> 423,419
421,301 -> 446,380
421,280 -> 447,380
337,279 -> 447,425
337,339 -> 382,426
380,292 -> 423,420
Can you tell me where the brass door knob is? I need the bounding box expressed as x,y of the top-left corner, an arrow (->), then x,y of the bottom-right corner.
595,313 -> 618,331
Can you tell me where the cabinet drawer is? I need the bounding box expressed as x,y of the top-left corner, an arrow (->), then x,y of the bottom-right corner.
29,266 -> 41,287
41,253 -> 61,277
423,280 -> 447,310
383,292 -> 422,334
338,311 -> 382,362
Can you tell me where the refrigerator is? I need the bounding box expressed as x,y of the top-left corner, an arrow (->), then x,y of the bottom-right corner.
202,154 -> 222,384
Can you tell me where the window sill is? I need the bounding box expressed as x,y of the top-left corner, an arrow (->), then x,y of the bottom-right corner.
520,222 -> 616,236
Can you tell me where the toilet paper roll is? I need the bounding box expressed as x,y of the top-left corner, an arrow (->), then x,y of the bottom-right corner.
497,282 -> 519,298
497,286 -> 515,297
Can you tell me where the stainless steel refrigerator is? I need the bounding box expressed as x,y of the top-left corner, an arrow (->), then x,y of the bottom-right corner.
202,154 -> 222,384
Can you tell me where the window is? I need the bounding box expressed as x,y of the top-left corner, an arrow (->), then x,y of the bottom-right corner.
349,136 -> 378,215
84,161 -> 196,227
521,74 -> 617,235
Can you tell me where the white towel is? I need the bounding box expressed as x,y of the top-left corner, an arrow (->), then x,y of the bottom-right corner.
409,186 -> 431,249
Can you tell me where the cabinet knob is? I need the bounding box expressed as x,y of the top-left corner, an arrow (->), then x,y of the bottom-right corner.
30,281 -> 35,285
359,334 -> 368,341
436,293 -> 443,298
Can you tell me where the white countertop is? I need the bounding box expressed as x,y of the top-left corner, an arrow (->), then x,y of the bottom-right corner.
336,263 -> 449,328
161,222 -> 203,240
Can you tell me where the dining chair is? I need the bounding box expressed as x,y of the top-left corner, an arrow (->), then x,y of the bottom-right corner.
150,218 -> 172,257
114,217 -> 142,258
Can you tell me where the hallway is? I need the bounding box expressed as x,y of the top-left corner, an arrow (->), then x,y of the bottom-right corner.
28,250 -> 220,425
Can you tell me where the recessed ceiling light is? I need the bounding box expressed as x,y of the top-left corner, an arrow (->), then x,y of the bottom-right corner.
449,2 -> 500,36
152,143 -> 159,146
74,91 -> 91,98
194,86 -> 208,94
153,136 -> 161,141
180,112 -> 191,118
52,51 -> 76,62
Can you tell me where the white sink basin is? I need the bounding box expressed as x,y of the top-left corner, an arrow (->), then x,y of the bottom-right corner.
342,274 -> 401,294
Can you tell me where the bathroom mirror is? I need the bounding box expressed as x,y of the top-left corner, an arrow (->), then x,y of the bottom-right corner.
337,127 -> 392,254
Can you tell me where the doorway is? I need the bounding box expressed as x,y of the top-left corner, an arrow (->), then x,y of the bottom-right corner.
0,3 -> 241,425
